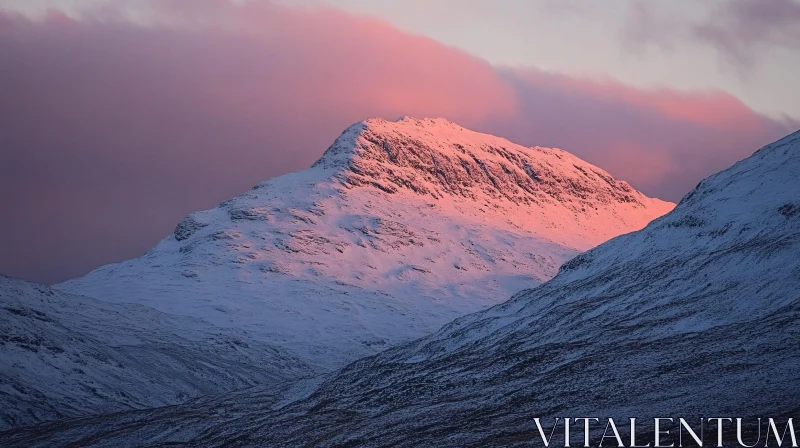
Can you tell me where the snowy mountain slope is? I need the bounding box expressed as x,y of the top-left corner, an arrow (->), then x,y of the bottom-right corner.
0,275 -> 316,431
10,129 -> 798,447
57,117 -> 672,370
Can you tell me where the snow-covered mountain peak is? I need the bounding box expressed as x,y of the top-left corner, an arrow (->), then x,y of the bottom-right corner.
57,118 -> 673,371
1,119 -> 681,438
312,117 -> 665,218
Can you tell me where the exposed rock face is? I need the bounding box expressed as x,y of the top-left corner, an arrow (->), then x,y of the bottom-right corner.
173,214 -> 208,241
5,130 -> 796,447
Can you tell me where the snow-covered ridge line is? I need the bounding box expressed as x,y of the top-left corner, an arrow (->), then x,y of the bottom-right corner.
0,275 -> 316,431
314,117 -> 662,210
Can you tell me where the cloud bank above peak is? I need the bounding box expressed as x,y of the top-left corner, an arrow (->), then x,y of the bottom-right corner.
0,0 -> 796,284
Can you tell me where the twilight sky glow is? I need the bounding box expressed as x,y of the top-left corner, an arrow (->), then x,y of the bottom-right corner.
1,0 -> 798,284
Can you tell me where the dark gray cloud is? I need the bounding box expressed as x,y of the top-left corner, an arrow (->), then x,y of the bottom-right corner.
625,0 -> 800,69
695,0 -> 800,67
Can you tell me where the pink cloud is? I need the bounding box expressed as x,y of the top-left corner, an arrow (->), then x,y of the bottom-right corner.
0,0 -> 795,283
484,68 -> 792,200
532,74 -> 762,130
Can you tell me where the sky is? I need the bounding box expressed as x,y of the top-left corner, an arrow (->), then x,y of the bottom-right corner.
1,0 -> 798,284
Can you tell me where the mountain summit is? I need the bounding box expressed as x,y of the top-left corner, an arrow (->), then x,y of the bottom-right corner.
316,117 -> 672,247
58,117 -> 672,368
